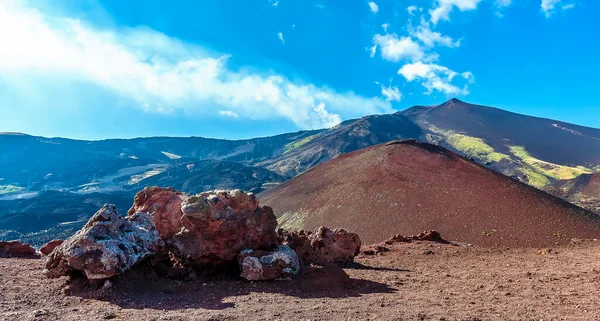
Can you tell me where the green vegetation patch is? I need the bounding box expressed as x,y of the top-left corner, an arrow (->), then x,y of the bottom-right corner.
283,134 -> 319,155
520,165 -> 551,188
446,134 -> 510,164
509,145 -> 592,181
0,185 -> 24,194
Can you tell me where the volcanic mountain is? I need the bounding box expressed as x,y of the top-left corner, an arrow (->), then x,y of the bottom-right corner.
260,140 -> 600,247
262,99 -> 600,188
547,173 -> 600,214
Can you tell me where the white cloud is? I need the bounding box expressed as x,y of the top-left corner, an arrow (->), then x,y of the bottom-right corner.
368,1 -> 379,13
541,0 -> 559,17
368,45 -> 377,58
495,0 -> 511,8
220,110 -> 239,118
398,62 -> 472,95
407,5 -> 418,15
461,71 -> 475,83
381,85 -> 402,102
410,22 -> 460,48
372,34 -> 429,62
271,0 -> 279,7
429,0 -> 482,24
541,0 -> 575,17
277,32 -> 285,44
381,23 -> 390,32
0,1 -> 393,130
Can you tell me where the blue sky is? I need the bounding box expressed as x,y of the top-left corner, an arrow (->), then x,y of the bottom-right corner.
0,0 -> 597,140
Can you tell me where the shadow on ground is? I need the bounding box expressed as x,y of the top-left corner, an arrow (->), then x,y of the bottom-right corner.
64,262 -> 397,311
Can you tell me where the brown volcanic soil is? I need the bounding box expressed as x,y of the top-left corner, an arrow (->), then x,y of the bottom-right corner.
260,140 -> 600,247
3,240 -> 600,320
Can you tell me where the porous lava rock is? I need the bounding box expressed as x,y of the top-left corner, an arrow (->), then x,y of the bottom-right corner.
127,187 -> 188,240
128,187 -> 278,266
44,204 -> 163,280
384,230 -> 449,245
39,240 -> 64,256
278,226 -> 361,266
238,245 -> 300,281
0,241 -> 37,258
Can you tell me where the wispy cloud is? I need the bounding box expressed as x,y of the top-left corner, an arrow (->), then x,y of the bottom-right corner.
278,32 -> 285,44
398,62 -> 471,95
219,110 -> 239,118
541,0 -> 575,17
368,1 -> 379,13
381,23 -> 390,32
0,1 -> 393,130
429,0 -> 482,25
409,20 -> 461,48
381,85 -> 402,102
407,5 -> 418,15
271,0 -> 279,7
372,34 -> 430,62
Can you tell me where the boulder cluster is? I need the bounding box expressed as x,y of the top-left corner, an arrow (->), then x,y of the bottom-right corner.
41,186 -> 362,282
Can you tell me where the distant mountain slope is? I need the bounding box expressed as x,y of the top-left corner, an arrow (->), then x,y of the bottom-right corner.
0,130 -> 319,193
265,99 -> 600,187
258,114 -> 423,177
547,173 -> 600,214
260,140 -> 600,247
0,191 -> 134,246
122,159 -> 285,195
399,99 -> 600,188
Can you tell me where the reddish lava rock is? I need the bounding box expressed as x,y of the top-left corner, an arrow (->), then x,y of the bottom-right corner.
128,187 -> 279,266
128,187 -> 188,239
39,240 -> 64,256
0,241 -> 37,258
385,230 -> 450,245
261,140 -> 600,247
278,226 -> 361,266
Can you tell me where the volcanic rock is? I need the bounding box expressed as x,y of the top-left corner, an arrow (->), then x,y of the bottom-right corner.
0,241 -> 37,258
238,245 -> 300,281
127,187 -> 188,239
44,204 -> 163,280
39,240 -> 64,256
385,230 -> 449,245
167,189 -> 278,266
278,226 -> 361,266
129,187 -> 279,266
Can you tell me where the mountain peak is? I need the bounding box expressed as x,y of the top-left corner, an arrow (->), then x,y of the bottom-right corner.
444,98 -> 465,105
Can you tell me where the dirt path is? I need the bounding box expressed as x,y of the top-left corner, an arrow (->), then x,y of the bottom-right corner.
2,240 -> 600,320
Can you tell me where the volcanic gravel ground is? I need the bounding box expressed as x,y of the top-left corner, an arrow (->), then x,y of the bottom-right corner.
2,239 -> 600,320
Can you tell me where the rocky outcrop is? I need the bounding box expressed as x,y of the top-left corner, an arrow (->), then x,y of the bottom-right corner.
127,187 -> 188,240
384,230 -> 449,245
44,204 -> 163,280
0,241 -> 37,258
128,188 -> 278,266
238,245 -> 300,281
278,226 -> 361,266
39,240 -> 64,256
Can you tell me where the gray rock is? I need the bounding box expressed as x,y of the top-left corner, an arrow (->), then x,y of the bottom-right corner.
238,245 -> 300,281
278,226 -> 361,266
44,204 -> 163,280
